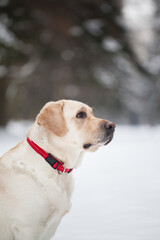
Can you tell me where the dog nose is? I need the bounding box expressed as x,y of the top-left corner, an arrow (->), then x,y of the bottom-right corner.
103,121 -> 115,134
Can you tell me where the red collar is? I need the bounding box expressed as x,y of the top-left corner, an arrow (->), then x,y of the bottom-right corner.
27,138 -> 73,174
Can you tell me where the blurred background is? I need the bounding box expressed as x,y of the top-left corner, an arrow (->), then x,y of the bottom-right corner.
0,0 -> 160,125
0,1 -> 160,239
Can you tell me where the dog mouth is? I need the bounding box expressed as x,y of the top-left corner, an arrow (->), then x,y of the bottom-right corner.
104,134 -> 114,145
83,143 -> 92,149
83,133 -> 114,149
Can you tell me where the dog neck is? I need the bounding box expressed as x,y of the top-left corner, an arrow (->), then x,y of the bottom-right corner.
27,122 -> 84,169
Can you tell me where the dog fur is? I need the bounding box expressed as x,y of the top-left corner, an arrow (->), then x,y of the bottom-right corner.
0,100 -> 115,240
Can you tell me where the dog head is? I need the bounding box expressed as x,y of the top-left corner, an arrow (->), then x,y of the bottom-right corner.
36,100 -> 115,152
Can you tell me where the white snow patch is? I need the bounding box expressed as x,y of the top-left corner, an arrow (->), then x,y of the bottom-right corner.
83,19 -> 104,36
0,123 -> 160,240
94,68 -> 116,88
122,0 -> 156,61
102,37 -> 121,52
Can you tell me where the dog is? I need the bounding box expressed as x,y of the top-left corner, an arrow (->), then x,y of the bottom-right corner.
0,100 -> 115,240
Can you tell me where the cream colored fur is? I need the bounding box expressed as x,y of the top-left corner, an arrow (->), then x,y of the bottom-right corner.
0,100 -> 114,240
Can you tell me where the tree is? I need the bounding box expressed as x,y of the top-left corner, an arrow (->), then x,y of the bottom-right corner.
0,0 -> 159,125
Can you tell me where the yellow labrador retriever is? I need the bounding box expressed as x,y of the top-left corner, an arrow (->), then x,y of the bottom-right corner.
0,100 -> 115,240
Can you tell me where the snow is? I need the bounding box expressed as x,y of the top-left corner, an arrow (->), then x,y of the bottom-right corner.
0,122 -> 160,240
102,37 -> 121,52
122,0 -> 155,62
83,19 -> 104,36
122,0 -> 155,30
94,68 -> 116,89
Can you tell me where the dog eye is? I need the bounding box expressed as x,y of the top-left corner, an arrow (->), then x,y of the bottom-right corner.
76,111 -> 87,118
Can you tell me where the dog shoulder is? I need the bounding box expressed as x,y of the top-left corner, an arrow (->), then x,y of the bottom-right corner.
1,140 -> 25,163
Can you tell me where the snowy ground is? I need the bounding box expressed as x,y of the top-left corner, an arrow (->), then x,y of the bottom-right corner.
0,122 -> 160,240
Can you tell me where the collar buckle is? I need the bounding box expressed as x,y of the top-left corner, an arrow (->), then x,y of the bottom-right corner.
45,154 -> 61,169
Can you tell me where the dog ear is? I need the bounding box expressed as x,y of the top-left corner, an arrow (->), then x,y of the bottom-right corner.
37,101 -> 68,137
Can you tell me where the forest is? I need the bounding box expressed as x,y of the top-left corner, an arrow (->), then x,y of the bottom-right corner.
0,0 -> 160,125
